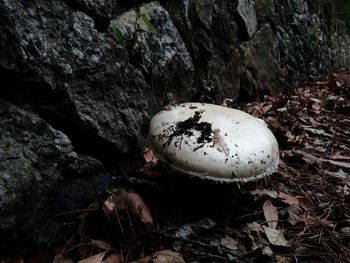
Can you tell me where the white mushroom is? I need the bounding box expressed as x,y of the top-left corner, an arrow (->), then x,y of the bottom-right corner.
146,103 -> 279,182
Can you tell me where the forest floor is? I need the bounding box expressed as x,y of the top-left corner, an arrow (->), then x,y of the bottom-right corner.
10,71 -> 350,263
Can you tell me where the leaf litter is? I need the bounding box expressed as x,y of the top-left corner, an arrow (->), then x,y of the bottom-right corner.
13,70 -> 350,263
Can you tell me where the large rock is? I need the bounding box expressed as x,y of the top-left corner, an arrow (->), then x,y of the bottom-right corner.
109,2 -> 195,105
166,0 -> 242,103
236,0 -> 257,39
0,0 -> 155,156
240,23 -> 281,100
0,102 -> 109,254
258,0 -> 350,86
166,0 -> 350,102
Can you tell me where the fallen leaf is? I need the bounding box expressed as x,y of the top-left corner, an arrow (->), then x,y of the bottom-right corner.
250,189 -> 278,199
102,253 -> 123,263
277,192 -> 299,206
90,239 -> 113,251
263,226 -> 289,246
144,147 -> 158,165
294,150 -> 350,169
310,98 -> 323,104
262,245 -> 274,257
324,169 -> 349,180
343,184 -> 350,196
103,197 -> 117,217
328,152 -> 350,160
263,200 -> 278,229
277,107 -> 287,112
275,255 -> 292,263
243,222 -> 266,251
125,191 -> 154,225
327,159 -> 350,169
103,189 -> 153,226
221,235 -> 239,251
287,205 -> 302,226
249,189 -> 299,206
246,222 -> 264,233
303,127 -> 331,137
78,252 -> 106,263
130,250 -> 185,263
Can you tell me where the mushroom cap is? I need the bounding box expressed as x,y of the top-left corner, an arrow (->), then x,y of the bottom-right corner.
146,103 -> 279,182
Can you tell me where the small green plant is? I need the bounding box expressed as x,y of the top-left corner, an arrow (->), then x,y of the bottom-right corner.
111,10 -> 158,74
106,186 -> 118,195
111,26 -> 125,47
112,11 -> 157,49
139,13 -> 157,33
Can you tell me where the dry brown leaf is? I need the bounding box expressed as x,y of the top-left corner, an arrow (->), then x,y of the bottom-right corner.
250,189 -> 278,199
324,169 -> 349,180
262,104 -> 273,114
287,205 -> 302,226
275,255 -> 293,263
294,149 -> 350,168
102,253 -> 123,263
144,147 -> 158,165
103,189 -> 153,226
244,222 -> 266,251
263,226 -> 289,246
328,152 -> 350,160
125,191 -> 154,225
249,103 -> 273,117
262,245 -> 274,257
221,235 -> 239,251
327,159 -> 350,168
263,200 -> 278,229
90,239 -> 113,251
130,250 -> 185,263
249,189 -> 300,206
310,98 -> 322,104
246,222 -> 264,233
103,197 -> 116,216
78,252 -> 106,263
343,184 -> 350,196
277,192 -> 299,206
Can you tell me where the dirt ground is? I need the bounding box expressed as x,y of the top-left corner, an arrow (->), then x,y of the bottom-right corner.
6,71 -> 350,263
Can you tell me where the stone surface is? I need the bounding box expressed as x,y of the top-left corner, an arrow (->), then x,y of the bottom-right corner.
0,0 -> 155,157
240,23 -> 280,99
166,0 -> 241,103
68,0 -> 117,31
109,1 -> 195,105
236,0 -> 257,39
0,102 -> 109,254
257,0 -> 350,87
192,0 -> 213,31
